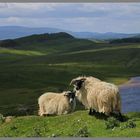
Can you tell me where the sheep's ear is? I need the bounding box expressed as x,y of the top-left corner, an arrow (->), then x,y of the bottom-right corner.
64,92 -> 69,96
80,78 -> 86,82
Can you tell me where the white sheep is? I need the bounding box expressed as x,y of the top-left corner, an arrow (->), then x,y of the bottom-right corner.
70,76 -> 122,119
38,91 -> 76,116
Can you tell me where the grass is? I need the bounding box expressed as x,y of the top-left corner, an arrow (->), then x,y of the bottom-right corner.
0,47 -> 45,56
63,44 -> 140,55
0,42 -> 140,115
0,59 -> 133,115
0,111 -> 140,137
0,33 -> 140,137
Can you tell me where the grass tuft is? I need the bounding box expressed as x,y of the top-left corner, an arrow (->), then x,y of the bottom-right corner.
105,117 -> 120,129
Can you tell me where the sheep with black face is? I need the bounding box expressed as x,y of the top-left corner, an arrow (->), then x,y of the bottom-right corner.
70,76 -> 123,120
38,91 -> 76,116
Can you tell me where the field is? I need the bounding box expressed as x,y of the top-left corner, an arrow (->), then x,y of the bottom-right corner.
0,33 -> 140,137
0,111 -> 140,137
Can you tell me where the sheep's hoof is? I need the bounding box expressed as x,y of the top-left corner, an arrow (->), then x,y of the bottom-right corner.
88,108 -> 92,115
118,113 -> 124,122
40,114 -> 48,117
89,109 -> 95,115
92,110 -> 96,115
88,112 -> 92,115
39,113 -> 44,117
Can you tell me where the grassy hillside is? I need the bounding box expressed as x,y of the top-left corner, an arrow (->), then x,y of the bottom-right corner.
0,33 -> 140,116
0,32 -> 140,137
0,111 -> 140,137
110,37 -> 140,44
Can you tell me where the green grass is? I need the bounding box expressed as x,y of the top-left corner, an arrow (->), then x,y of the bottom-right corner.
0,41 -> 140,115
64,44 -> 140,55
0,33 -> 140,137
0,111 -> 140,137
0,47 -> 45,56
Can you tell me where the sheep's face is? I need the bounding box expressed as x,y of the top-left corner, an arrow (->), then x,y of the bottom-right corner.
64,91 -> 75,104
70,77 -> 86,91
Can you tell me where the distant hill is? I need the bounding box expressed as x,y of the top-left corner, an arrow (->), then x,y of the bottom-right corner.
132,34 -> 140,38
0,32 -> 98,54
0,26 -> 139,40
0,32 -> 75,49
0,26 -> 65,40
71,32 -> 138,40
110,36 -> 140,44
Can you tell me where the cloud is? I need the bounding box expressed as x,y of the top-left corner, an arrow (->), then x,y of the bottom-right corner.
78,3 -> 140,19
0,3 -> 8,8
0,3 -> 140,33
0,3 -> 63,18
0,3 -> 57,10
0,3 -> 140,19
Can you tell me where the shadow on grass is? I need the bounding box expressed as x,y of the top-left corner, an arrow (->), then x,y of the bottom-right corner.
89,111 -> 129,122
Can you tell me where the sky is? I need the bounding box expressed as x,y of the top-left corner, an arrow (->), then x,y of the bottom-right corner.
0,3 -> 140,33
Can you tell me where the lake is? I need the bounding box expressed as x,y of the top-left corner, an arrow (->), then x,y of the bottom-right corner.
119,77 -> 140,113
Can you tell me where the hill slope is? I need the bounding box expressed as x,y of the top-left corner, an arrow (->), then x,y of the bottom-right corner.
110,37 -> 140,44
0,26 -> 139,40
0,111 -> 140,137
0,32 -> 140,117
0,32 -> 140,137
0,32 -> 74,48
0,32 -> 97,53
71,32 -> 138,40
0,26 -> 64,40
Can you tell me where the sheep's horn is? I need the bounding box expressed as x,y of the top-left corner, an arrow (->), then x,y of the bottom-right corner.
81,78 -> 86,81
70,78 -> 86,85
70,79 -> 76,85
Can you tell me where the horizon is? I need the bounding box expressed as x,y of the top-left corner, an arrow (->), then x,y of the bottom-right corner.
0,3 -> 140,33
0,25 -> 139,34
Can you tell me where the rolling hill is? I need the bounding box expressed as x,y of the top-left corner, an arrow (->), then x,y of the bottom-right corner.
0,32 -> 75,49
0,32 -> 140,137
71,32 -> 139,40
0,26 -> 64,40
0,26 -> 139,40
0,32 -> 140,116
110,37 -> 140,44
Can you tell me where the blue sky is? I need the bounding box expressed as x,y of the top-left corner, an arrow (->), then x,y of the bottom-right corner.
0,3 -> 140,33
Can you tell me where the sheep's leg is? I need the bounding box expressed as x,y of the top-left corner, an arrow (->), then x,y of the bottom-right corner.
118,112 -> 123,122
88,108 -> 92,115
38,104 -> 46,116
88,108 -> 96,115
38,108 -> 43,116
92,109 -> 96,115
39,112 -> 45,116
110,112 -> 124,121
